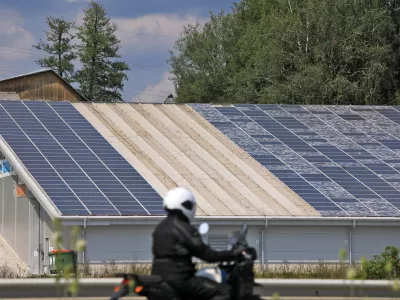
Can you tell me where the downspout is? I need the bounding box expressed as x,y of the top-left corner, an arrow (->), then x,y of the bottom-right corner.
262,219 -> 268,271
350,220 -> 356,266
82,218 -> 87,264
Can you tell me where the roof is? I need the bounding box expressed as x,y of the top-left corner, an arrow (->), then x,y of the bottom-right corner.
190,104 -> 400,218
2,101 -> 400,222
0,100 -> 164,219
73,103 -> 317,217
0,69 -> 89,102
0,92 -> 20,100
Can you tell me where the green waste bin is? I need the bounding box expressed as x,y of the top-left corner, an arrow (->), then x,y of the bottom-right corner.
48,249 -> 77,274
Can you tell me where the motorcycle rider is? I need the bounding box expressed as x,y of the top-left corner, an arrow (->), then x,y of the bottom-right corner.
151,187 -> 245,300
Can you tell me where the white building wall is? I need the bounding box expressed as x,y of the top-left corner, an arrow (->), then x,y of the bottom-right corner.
0,176 -> 38,272
2,175 -> 400,271
352,226 -> 400,260
82,223 -> 400,265
264,226 -> 350,263
85,226 -> 153,263
0,176 -> 59,274
83,224 -> 262,263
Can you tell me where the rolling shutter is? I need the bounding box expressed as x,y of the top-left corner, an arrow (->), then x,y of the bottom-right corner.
208,235 -> 228,251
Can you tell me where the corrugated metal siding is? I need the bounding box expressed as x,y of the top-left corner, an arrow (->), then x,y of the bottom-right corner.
208,235 -> 229,251
73,103 -> 319,217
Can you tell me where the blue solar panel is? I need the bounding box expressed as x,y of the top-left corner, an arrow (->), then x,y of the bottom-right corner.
0,101 -> 163,216
191,103 -> 400,217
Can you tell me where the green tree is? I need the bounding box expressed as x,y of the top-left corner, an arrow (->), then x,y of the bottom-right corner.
33,17 -> 77,83
169,0 -> 400,105
361,245 -> 400,279
168,11 -> 239,103
75,1 -> 130,102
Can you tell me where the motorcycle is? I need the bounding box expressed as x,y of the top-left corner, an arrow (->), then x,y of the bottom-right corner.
110,223 -> 261,300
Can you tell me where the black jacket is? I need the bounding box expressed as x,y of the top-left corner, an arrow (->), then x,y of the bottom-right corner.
151,212 -> 238,282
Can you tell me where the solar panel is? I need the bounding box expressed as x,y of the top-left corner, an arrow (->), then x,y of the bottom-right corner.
191,104 -> 400,217
0,101 -> 164,216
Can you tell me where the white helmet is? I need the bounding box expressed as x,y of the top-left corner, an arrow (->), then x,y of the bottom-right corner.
163,187 -> 197,222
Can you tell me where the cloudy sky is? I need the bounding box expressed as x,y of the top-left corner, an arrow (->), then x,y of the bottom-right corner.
0,0 -> 234,102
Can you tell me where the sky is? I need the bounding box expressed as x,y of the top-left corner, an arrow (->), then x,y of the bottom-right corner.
0,0 -> 235,102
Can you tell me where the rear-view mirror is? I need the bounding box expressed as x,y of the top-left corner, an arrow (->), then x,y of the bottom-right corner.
199,222 -> 210,235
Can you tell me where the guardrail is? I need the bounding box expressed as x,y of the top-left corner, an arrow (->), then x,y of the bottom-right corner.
0,278 -> 399,298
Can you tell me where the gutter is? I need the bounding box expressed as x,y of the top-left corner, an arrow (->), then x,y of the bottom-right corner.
59,215 -> 400,228
58,215 -> 400,221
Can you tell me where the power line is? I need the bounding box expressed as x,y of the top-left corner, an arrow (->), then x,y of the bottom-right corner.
0,47 -> 39,56
122,87 -> 174,94
0,69 -> 174,95
0,46 -> 170,72
122,90 -> 172,97
0,69 -> 16,74
0,11 -> 24,18
115,29 -> 178,40
0,44 -> 41,52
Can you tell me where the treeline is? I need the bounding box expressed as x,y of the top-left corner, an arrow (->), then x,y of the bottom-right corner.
33,1 -> 129,102
168,0 -> 400,105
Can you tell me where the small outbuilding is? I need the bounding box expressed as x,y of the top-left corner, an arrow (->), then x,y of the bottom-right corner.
0,69 -> 88,102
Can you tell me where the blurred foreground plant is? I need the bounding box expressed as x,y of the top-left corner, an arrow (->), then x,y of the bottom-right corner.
362,246 -> 400,280
52,218 -> 86,297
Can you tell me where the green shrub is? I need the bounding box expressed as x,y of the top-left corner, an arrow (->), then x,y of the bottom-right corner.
361,246 -> 400,280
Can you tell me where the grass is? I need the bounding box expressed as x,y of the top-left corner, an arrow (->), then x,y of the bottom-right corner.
76,262 -> 152,278
21,261 -> 365,279
255,262 -> 362,279
0,263 -> 27,278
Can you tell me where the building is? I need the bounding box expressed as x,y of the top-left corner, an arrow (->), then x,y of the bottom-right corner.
0,69 -> 88,102
0,92 -> 20,100
1,101 -> 400,275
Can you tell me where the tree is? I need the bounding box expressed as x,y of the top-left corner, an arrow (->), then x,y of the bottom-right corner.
168,11 -> 239,103
75,1 -> 130,102
33,17 -> 77,83
169,0 -> 400,105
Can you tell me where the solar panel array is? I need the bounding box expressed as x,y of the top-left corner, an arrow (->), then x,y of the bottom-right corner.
0,100 -> 164,216
191,104 -> 400,217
